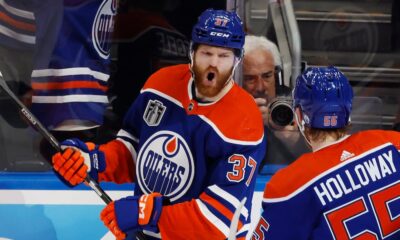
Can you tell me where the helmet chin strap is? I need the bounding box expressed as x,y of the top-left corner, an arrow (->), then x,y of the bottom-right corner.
294,110 -> 312,148
189,42 -> 195,73
225,56 -> 240,85
189,48 -> 199,88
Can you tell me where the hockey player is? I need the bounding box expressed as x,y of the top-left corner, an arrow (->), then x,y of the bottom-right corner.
52,9 -> 265,239
251,66 -> 400,239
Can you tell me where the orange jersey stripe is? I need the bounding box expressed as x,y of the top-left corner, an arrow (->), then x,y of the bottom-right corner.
0,12 -> 35,32
200,192 -> 243,230
32,81 -> 108,92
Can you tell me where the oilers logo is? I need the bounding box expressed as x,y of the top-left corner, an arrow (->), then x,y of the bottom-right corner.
137,131 -> 194,201
92,0 -> 117,59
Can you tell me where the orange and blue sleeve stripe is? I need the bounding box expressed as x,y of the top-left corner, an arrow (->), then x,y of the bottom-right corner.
31,68 -> 109,104
0,0 -> 36,46
158,184 -> 249,239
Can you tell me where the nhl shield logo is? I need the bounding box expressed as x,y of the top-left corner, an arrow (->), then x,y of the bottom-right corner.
143,99 -> 166,126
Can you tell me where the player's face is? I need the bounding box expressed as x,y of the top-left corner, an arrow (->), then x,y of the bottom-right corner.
192,44 -> 235,98
242,49 -> 276,102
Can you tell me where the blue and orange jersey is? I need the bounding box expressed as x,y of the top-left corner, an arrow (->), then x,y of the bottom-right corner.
99,64 -> 266,239
252,130 -> 400,240
30,0 -> 117,129
0,0 -> 36,50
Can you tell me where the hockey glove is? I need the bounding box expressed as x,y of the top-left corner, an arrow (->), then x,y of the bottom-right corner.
52,138 -> 106,185
100,193 -> 163,238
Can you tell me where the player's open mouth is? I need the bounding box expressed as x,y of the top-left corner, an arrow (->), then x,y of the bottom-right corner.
207,72 -> 215,81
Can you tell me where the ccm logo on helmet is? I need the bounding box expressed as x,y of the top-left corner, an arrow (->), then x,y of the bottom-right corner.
210,32 -> 230,38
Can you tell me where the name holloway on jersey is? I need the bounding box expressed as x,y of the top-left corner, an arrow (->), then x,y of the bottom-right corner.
137,130 -> 195,201
315,147 -> 396,206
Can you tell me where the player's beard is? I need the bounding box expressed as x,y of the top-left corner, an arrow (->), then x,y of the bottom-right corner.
192,64 -> 233,98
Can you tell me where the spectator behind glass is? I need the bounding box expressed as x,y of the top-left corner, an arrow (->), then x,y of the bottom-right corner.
242,35 -> 308,168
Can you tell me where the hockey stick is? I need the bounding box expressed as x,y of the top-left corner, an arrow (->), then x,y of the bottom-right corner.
228,197 -> 247,240
0,77 -> 112,204
0,78 -> 149,240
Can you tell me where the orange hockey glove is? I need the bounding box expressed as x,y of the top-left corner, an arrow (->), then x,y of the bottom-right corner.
100,201 -> 127,239
100,193 -> 163,238
52,148 -> 87,185
52,138 -> 106,185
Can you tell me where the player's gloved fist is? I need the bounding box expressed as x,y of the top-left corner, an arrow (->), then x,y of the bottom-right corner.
100,192 -> 163,238
52,148 -> 87,185
52,138 -> 106,185
100,201 -> 126,239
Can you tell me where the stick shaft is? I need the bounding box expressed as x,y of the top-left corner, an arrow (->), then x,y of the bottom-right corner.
228,197 -> 247,240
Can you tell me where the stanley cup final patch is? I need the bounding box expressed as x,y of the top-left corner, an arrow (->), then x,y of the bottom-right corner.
143,99 -> 166,126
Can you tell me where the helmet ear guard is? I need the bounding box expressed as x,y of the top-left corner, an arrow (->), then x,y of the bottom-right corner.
234,48 -> 244,59
292,66 -> 353,129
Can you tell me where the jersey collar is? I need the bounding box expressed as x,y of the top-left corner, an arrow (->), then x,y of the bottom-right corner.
313,134 -> 351,152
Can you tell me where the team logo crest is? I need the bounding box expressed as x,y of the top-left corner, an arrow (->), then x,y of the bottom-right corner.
137,131 -> 194,201
143,99 -> 166,126
92,0 -> 117,59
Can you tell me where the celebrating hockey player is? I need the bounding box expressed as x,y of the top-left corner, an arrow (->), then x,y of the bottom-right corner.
251,66 -> 400,239
52,9 -> 265,239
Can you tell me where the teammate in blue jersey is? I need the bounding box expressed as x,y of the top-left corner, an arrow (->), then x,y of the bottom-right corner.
29,0 -> 117,161
31,0 -> 117,132
52,9 -> 266,239
252,66 -> 400,240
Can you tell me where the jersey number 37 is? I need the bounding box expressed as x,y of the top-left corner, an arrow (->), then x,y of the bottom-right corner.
226,154 -> 257,186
